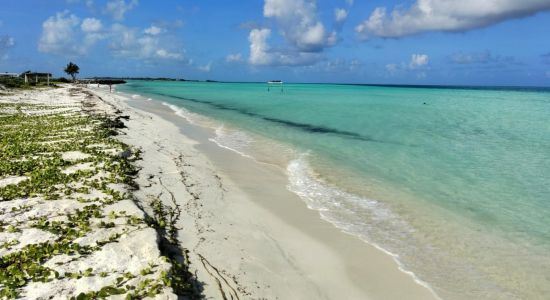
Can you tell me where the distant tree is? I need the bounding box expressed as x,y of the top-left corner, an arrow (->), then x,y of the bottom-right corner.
64,62 -> 80,82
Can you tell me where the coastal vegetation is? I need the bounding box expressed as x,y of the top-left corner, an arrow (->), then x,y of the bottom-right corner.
0,76 -> 71,90
0,77 -> 26,89
0,98 -> 198,298
64,62 -> 80,82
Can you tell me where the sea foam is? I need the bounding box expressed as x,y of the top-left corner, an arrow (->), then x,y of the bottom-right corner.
286,154 -> 438,296
162,102 -> 197,124
163,102 -> 257,159
209,126 -> 255,159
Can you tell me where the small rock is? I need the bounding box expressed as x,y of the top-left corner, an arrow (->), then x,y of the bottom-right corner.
116,148 -> 132,159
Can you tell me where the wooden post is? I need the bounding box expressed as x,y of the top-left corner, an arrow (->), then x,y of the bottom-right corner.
24,74 -> 28,84
47,74 -> 50,86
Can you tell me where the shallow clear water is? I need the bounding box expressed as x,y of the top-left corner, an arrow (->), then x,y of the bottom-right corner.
120,81 -> 550,299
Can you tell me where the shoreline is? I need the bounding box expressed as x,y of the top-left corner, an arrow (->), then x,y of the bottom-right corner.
95,85 -> 440,299
162,98 -> 440,294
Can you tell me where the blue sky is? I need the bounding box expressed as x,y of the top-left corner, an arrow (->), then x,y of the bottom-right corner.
1,0 -> 550,85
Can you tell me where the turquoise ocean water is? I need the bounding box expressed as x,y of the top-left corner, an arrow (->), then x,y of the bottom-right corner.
120,81 -> 550,299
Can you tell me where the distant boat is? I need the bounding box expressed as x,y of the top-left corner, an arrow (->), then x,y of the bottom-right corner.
267,80 -> 284,92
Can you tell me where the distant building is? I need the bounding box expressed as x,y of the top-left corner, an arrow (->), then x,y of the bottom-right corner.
0,72 -> 19,77
21,72 -> 52,85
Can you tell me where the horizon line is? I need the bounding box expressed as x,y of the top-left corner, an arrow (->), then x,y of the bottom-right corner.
85,76 -> 550,90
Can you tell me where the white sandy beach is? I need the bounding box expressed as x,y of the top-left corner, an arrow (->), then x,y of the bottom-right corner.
1,84 -> 439,299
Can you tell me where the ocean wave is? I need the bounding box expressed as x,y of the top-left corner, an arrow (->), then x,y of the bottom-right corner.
286,154 -> 439,297
209,125 -> 255,159
162,102 -> 197,124
163,102 -> 257,160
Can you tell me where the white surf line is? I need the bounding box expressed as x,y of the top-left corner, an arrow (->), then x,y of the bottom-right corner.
285,154 -> 442,300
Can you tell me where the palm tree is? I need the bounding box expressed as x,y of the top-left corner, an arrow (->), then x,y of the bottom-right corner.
64,62 -> 80,82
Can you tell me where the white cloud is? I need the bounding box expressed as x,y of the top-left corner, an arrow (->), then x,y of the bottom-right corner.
144,25 -> 164,35
38,11 -> 83,55
385,63 -> 399,74
198,62 -> 212,72
81,18 -> 105,47
249,28 -> 273,65
356,0 -> 550,39
225,53 -> 243,63
346,0 -> 354,6
450,52 -> 490,64
38,10 -> 184,62
39,11 -> 108,56
320,59 -> 362,72
0,36 -> 14,48
247,0 -> 335,67
334,8 -> 348,23
0,36 -> 15,60
248,28 -> 320,66
155,49 -> 181,59
81,18 -> 102,32
109,23 -> 183,60
263,0 -> 334,52
65,0 -> 94,7
385,54 -> 429,76
410,54 -> 429,69
449,51 -> 519,66
327,31 -> 338,45
105,0 -> 138,21
84,32 -> 105,47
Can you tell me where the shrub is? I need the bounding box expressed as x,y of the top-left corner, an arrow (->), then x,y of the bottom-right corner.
0,77 -> 25,88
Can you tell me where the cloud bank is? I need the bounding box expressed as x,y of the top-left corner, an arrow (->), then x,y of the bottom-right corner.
356,0 -> 550,39
38,9 -> 184,61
